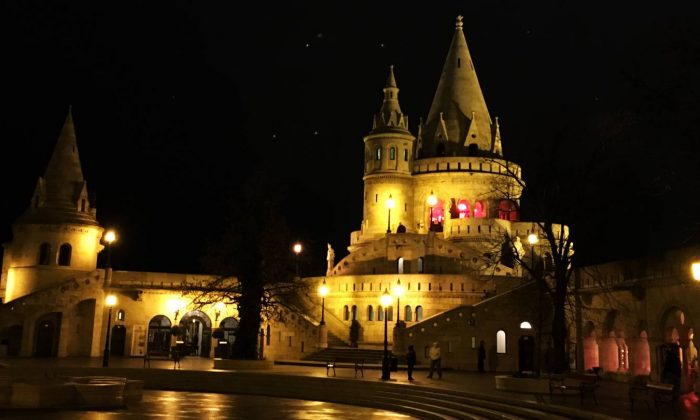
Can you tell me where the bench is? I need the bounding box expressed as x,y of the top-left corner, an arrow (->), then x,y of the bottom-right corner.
325,359 -> 364,378
549,372 -> 599,405
629,376 -> 677,417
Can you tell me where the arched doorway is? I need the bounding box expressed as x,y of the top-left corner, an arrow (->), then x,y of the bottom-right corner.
179,310 -> 212,357
71,299 -> 96,356
147,315 -> 172,356
518,335 -> 535,374
582,321 -> 600,371
35,312 -> 62,357
217,317 -> 239,359
660,307 -> 693,392
111,325 -> 126,356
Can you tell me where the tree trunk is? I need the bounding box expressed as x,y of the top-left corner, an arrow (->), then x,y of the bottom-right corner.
232,277 -> 263,359
551,291 -> 568,373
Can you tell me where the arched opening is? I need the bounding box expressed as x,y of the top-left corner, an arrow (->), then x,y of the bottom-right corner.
474,201 -> 486,218
217,317 -> 239,359
397,257 -> 404,274
367,305 -> 374,321
600,310 -> 627,373
436,143 -> 446,156
34,312 -> 62,357
633,330 -> 651,376
467,143 -> 479,156
343,305 -> 349,321
0,325 -> 23,356
457,200 -> 470,219
38,243 -> 51,265
351,305 -> 358,321
660,307 -> 693,391
117,310 -> 125,321
404,305 -> 412,322
375,147 -> 382,160
520,321 -> 532,329
583,321 -> 600,371
111,325 -> 126,356
58,243 -> 71,266
498,200 -> 519,221
179,310 -> 212,357
386,306 -> 393,322
496,330 -> 507,354
147,315 -> 172,357
429,201 -> 445,232
415,306 -> 423,322
378,305 -> 384,321
417,258 -> 424,273
389,147 -> 396,160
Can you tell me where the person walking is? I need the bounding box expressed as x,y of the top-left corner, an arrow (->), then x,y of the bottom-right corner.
427,342 -> 442,379
407,345 -> 417,381
478,340 -> 486,373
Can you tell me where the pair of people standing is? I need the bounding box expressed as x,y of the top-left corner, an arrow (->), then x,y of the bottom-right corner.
405,343 -> 442,380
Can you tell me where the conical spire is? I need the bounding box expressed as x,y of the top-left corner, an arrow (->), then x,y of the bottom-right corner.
16,107 -> 98,226
419,16 -> 499,158
371,65 -> 409,134
43,107 -> 85,206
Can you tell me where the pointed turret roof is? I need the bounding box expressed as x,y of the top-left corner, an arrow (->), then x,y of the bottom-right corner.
16,107 -> 98,226
419,16 -> 501,158
370,65 -> 410,134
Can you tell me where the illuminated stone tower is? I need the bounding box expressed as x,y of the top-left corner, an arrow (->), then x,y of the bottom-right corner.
1,108 -> 104,302
360,66 -> 416,240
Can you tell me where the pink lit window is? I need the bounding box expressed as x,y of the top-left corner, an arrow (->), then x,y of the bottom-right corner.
457,200 -> 469,219
431,202 -> 445,224
474,201 -> 486,218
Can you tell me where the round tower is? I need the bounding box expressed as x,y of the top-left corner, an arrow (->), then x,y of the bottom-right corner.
360,66 -> 416,240
1,108 -> 104,302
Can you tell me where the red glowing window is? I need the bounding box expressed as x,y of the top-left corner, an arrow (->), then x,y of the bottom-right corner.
431,202 -> 445,224
457,200 -> 470,219
498,200 -> 519,221
474,201 -> 486,218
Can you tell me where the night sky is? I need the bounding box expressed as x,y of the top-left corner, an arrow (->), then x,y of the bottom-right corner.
1,1 -> 699,275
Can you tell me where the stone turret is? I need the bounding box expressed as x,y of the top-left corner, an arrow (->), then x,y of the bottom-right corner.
360,67 -> 416,240
417,16 -> 502,159
1,107 -> 104,302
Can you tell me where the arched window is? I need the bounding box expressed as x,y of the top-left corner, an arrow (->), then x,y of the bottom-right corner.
343,305 -> 349,321
404,149 -> 409,161
351,305 -> 358,321
266,325 -> 271,346
418,258 -> 424,273
58,243 -> 71,266
38,243 -> 51,265
397,257 -> 404,274
467,143 -> 479,156
389,147 -> 396,160
378,306 -> 384,321
404,305 -> 412,322
415,306 -> 423,321
117,310 -> 126,321
474,201 -> 486,218
498,200 -> 519,221
386,306 -> 393,322
376,147 -> 382,160
367,305 -> 374,321
520,321 -> 532,329
457,200 -> 470,219
496,330 -> 506,353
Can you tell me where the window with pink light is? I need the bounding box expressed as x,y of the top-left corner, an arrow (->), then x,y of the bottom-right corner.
457,200 -> 470,218
498,199 -> 519,221
474,201 -> 486,218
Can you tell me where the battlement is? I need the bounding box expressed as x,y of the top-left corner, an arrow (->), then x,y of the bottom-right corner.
413,157 -> 521,178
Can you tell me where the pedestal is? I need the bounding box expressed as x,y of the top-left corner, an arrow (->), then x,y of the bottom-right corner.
318,323 -> 328,349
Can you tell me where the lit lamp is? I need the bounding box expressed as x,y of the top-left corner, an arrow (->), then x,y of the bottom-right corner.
380,289 -> 392,380
393,279 -> 404,325
214,302 -> 225,322
692,262 -> 700,281
386,195 -> 395,233
102,294 -> 117,367
318,279 -> 329,325
427,191 -> 437,231
527,232 -> 540,376
168,299 -> 185,321
318,279 -> 330,349
103,230 -> 117,286
293,242 -> 303,279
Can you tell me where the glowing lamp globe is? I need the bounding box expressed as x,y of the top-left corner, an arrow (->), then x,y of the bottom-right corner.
393,280 -> 404,298
293,243 -> 303,255
105,294 -> 117,307
318,281 -> 329,298
427,191 -> 438,207
380,289 -> 392,306
386,195 -> 395,210
527,233 -> 539,245
104,230 -> 117,244
692,262 -> 700,281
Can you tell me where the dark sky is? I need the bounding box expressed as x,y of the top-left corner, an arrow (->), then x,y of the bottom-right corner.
1,1 -> 699,275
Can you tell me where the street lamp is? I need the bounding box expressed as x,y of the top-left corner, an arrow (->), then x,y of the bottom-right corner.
527,232 -> 540,375
393,279 -> 404,325
292,242 -> 303,278
214,302 -> 225,322
103,230 -> 117,286
691,261 -> 700,281
386,195 -> 395,233
427,191 -> 437,231
380,289 -> 392,380
318,279 -> 329,325
102,294 -> 117,367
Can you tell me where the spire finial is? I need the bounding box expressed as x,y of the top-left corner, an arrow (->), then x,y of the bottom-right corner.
385,65 -> 397,88
455,15 -> 463,29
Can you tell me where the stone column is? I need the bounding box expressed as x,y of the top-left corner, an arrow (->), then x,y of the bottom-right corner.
318,323 -> 328,349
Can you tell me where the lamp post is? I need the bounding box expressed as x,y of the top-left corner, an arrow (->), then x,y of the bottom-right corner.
381,289 -> 392,380
293,242 -> 303,279
318,279 -> 330,348
393,279 -> 404,325
102,294 -> 117,367
427,191 -> 437,231
527,232 -> 540,375
386,195 -> 395,233
103,230 -> 117,286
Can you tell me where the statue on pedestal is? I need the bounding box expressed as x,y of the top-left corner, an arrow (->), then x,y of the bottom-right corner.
326,243 -> 335,276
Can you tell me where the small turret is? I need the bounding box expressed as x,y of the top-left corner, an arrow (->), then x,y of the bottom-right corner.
371,65 -> 410,134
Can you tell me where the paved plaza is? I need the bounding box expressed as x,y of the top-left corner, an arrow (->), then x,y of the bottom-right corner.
1,356 -> 698,419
